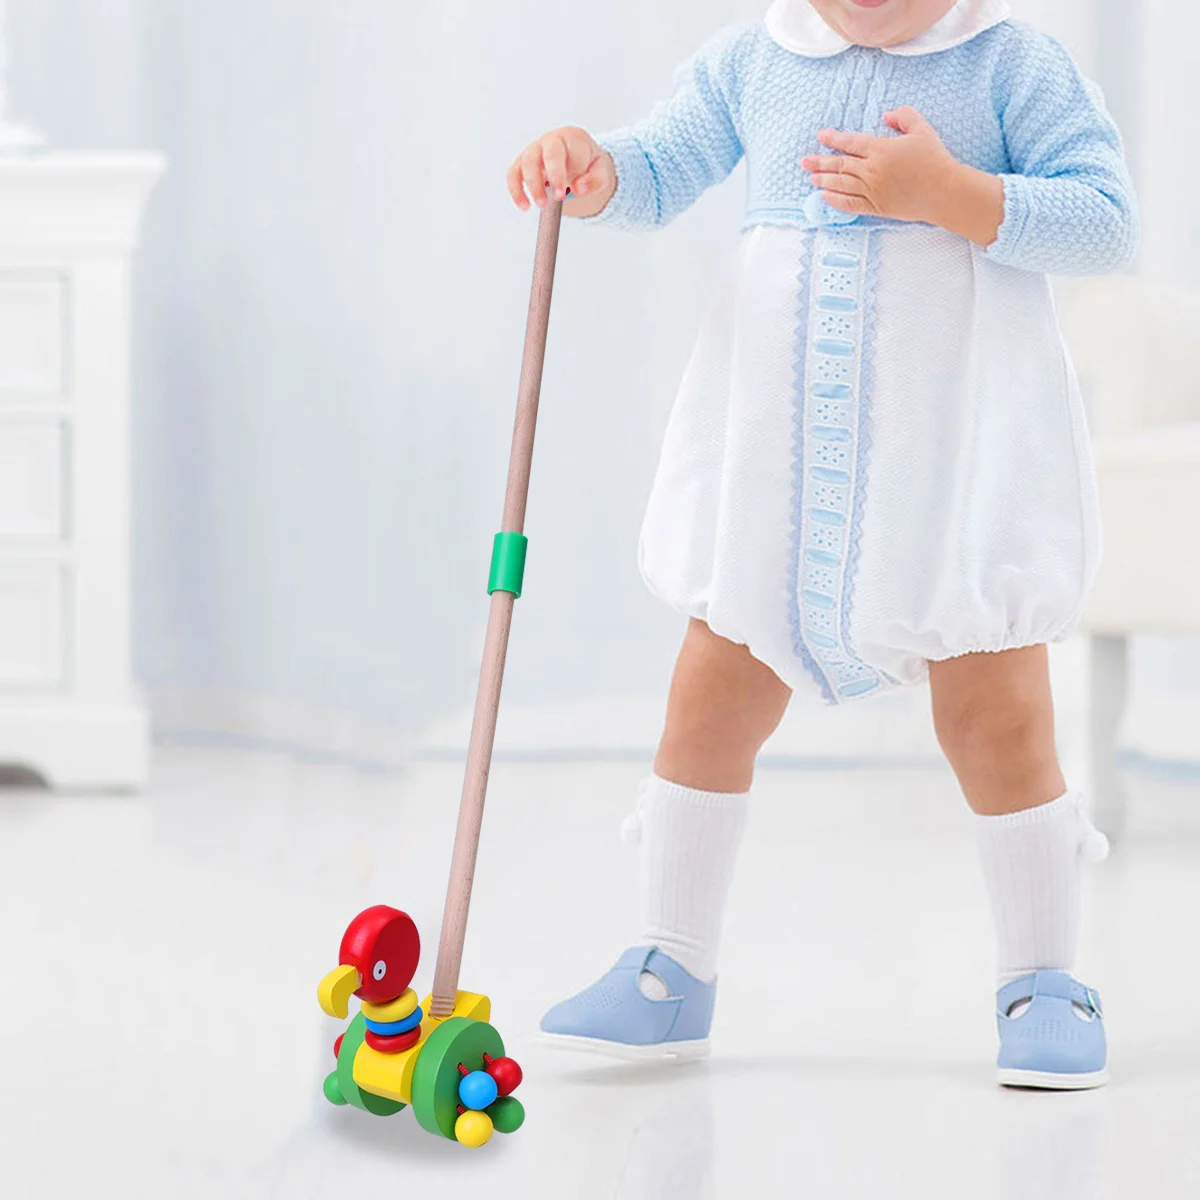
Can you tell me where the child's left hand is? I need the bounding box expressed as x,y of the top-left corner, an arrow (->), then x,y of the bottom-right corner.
802,107 -> 1005,247
802,107 -> 961,224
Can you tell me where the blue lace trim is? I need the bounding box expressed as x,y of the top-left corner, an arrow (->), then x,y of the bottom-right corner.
840,230 -> 890,679
789,226 -> 885,703
787,231 -> 836,703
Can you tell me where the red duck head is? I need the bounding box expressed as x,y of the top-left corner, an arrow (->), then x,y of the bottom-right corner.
318,905 -> 420,1018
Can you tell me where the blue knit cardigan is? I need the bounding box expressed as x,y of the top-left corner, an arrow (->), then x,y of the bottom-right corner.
591,19 -> 1138,275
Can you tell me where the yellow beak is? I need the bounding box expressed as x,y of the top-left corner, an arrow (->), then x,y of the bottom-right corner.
318,963 -> 361,1019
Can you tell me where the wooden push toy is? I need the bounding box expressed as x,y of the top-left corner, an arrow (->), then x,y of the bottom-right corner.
318,196 -> 567,1147
318,904 -> 525,1147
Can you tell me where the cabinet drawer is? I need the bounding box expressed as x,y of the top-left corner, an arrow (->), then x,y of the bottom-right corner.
0,563 -> 66,687
0,275 -> 67,398
0,420 -> 66,540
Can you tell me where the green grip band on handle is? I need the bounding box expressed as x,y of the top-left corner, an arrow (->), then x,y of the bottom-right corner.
487,532 -> 529,598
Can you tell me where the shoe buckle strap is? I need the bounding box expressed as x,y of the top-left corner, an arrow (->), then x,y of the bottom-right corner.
1038,973 -> 1104,1018
998,972 -> 1103,1019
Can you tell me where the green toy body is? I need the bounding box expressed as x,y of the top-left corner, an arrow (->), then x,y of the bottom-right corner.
322,1008 -> 525,1143
324,1013 -> 407,1115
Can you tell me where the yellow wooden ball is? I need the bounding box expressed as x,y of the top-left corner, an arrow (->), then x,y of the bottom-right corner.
454,1109 -> 494,1148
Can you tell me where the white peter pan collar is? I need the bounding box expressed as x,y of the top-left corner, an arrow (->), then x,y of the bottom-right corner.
765,0 -> 1011,58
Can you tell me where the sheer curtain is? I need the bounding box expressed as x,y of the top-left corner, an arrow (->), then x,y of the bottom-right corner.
7,1 -> 1195,764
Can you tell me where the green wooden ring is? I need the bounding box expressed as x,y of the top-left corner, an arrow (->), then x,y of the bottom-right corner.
487,532 -> 528,598
410,1017 -> 505,1140
335,1012 -> 406,1116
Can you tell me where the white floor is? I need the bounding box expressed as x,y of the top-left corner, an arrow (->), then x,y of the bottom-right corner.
2,746 -> 1199,1199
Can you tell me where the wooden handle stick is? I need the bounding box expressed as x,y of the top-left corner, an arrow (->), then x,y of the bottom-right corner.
430,198 -> 564,1017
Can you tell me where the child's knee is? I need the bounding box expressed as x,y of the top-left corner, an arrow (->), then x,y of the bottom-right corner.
934,693 -> 1051,777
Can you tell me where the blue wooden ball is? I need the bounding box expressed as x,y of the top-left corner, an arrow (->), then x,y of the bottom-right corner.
458,1069 -> 499,1111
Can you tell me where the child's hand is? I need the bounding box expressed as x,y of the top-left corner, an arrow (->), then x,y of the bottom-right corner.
803,108 -> 958,223
507,126 -> 616,219
802,107 -> 1004,246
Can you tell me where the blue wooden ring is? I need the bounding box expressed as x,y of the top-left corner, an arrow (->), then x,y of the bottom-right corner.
364,1007 -> 423,1037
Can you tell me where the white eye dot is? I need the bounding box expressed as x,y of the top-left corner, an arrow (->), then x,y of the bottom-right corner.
373,960 -> 387,981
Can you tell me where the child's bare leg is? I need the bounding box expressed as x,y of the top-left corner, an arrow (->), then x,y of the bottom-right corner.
654,618 -> 792,792
625,620 -> 791,985
541,620 -> 790,1051
929,645 -> 1065,816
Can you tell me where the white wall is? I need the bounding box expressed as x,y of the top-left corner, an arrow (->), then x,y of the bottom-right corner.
7,1 -> 767,756
1140,0 -> 1200,286
8,1 -> 1196,761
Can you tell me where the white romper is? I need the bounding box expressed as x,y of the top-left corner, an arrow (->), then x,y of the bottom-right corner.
592,2 -> 1137,704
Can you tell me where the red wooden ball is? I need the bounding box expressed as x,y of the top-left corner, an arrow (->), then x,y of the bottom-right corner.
485,1056 -> 523,1097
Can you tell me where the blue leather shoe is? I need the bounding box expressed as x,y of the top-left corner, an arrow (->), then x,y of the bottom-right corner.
996,971 -> 1108,1089
539,946 -> 715,1060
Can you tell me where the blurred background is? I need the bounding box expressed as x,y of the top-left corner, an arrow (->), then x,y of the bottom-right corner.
2,3 -> 1198,1197
2,0 -> 1195,769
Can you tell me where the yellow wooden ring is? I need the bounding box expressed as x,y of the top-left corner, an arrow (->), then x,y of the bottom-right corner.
362,988 -> 418,1023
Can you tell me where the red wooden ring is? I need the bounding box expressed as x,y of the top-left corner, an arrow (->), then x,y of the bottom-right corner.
364,1026 -> 422,1054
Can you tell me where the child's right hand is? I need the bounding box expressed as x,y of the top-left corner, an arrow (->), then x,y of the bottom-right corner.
507,126 -> 616,218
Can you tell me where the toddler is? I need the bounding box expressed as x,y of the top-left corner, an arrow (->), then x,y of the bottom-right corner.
507,0 -> 1134,1088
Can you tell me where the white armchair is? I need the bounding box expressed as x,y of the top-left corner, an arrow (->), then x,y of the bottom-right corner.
1062,276 -> 1200,837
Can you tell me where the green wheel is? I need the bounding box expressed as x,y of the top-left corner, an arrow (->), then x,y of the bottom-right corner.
335,1012 -> 406,1117
410,1017 -> 505,1140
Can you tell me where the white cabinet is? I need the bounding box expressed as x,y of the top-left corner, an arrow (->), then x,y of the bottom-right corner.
0,155 -> 164,789
0,563 -> 64,685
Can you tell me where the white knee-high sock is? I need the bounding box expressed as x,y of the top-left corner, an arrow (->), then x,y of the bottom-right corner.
620,774 -> 750,984
975,790 -> 1109,987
